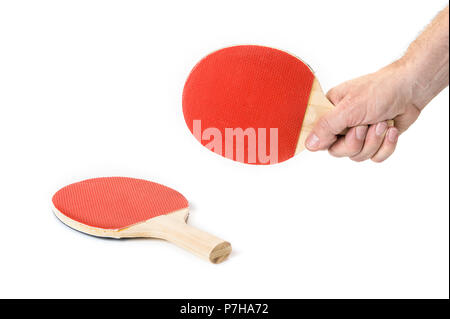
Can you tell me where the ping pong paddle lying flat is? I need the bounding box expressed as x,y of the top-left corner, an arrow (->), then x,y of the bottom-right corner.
52,177 -> 231,263
183,45 -> 393,165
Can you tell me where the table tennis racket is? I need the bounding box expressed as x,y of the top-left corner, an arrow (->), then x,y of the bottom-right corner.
182,45 -> 393,165
52,177 -> 231,263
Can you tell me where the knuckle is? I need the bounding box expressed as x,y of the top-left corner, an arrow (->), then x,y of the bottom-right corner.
338,100 -> 366,127
317,117 -> 336,135
348,141 -> 364,155
327,88 -> 344,104
326,88 -> 337,99
317,117 -> 331,131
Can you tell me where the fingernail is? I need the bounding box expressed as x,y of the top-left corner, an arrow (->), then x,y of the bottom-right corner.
355,126 -> 367,140
387,128 -> 398,143
306,134 -> 320,149
375,122 -> 388,136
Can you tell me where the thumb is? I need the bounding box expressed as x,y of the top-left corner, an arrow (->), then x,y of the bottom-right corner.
305,101 -> 361,151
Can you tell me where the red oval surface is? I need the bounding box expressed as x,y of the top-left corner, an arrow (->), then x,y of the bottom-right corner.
183,45 -> 315,164
52,177 -> 188,229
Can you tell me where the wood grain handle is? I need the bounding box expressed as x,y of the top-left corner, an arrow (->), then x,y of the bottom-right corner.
153,215 -> 232,264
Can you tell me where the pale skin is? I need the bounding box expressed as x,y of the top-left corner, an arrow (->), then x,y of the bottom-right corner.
306,5 -> 449,162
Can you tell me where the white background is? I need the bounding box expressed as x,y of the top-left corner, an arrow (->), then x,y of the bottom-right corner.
0,0 -> 448,298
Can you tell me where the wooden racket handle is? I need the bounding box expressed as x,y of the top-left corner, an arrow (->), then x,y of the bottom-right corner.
152,215 -> 232,264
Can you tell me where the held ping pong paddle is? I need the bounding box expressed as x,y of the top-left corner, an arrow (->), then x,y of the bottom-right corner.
52,177 -> 231,263
182,45 -> 393,165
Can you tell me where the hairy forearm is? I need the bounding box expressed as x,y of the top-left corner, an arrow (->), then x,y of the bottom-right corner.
399,5 -> 449,109
306,5 -> 449,161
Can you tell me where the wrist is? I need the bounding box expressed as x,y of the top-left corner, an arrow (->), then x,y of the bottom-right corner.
388,57 -> 430,110
395,47 -> 449,110
377,59 -> 420,109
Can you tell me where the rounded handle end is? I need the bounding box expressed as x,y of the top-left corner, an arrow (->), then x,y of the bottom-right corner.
209,241 -> 232,264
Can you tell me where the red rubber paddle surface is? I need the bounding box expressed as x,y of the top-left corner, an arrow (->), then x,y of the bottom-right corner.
52,177 -> 188,229
183,45 -> 315,164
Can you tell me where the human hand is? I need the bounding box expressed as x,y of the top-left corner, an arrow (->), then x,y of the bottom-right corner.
305,62 -> 421,162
